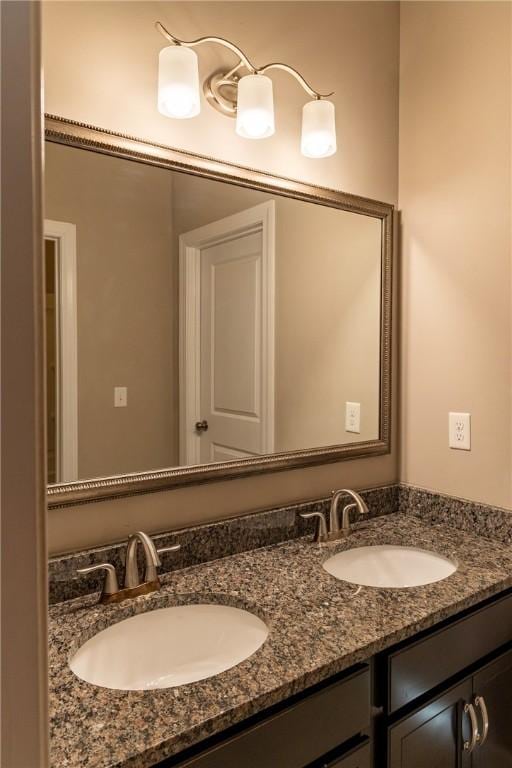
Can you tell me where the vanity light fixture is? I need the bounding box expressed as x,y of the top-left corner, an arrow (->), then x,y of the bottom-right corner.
156,21 -> 336,157
235,74 -> 275,139
158,45 -> 200,118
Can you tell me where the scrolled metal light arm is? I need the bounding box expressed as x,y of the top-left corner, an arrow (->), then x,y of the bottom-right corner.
155,21 -> 334,100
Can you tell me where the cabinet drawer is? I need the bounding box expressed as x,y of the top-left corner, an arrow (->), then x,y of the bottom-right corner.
178,666 -> 370,768
324,741 -> 370,768
388,591 -> 512,712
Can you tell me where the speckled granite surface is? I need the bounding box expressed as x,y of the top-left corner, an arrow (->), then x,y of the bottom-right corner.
49,484 -> 398,604
400,484 -> 512,544
49,512 -> 512,768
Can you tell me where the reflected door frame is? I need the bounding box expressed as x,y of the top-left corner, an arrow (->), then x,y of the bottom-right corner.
44,219 -> 78,482
179,201 -> 275,465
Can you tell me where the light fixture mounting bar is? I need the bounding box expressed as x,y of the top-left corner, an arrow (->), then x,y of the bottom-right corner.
258,63 -> 333,100
155,21 -> 334,100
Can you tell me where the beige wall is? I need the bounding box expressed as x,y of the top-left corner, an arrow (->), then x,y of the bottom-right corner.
43,1 -> 399,203
43,1 -> 400,554
399,1 -> 512,509
274,199 -> 381,449
45,142 -> 179,478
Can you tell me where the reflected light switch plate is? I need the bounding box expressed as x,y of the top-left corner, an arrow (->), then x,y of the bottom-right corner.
114,386 -> 127,407
345,402 -> 361,433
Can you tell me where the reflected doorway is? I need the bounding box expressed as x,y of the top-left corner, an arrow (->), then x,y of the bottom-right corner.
44,219 -> 78,483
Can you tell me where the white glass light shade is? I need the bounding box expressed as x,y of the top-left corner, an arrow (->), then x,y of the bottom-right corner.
158,46 -> 200,119
301,99 -> 337,158
236,75 -> 275,139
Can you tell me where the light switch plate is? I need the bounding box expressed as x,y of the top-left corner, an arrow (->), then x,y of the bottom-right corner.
449,412 -> 471,450
114,386 -> 127,408
345,401 -> 361,433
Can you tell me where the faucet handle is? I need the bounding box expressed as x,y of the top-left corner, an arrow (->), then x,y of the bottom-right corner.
76,563 -> 119,597
156,544 -> 181,556
300,511 -> 328,543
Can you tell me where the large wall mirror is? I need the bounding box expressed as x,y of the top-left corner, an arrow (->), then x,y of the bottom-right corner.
45,116 -> 393,508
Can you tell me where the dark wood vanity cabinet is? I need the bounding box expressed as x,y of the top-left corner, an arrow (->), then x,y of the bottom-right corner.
388,648 -> 512,768
384,590 -> 512,713
325,742 -> 371,768
159,591 -> 512,768
472,649 -> 512,768
164,665 -> 371,768
388,679 -> 472,768
383,591 -> 512,768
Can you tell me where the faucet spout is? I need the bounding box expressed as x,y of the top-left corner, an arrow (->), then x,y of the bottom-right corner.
329,489 -> 368,538
124,531 -> 162,589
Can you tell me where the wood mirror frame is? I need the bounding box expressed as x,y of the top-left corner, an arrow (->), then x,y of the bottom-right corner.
45,114 -> 393,509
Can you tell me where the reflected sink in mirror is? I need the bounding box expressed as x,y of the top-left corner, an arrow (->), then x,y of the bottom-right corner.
70,604 -> 269,690
323,545 -> 458,589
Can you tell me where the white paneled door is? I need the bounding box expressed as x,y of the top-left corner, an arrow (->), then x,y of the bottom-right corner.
179,202 -> 275,465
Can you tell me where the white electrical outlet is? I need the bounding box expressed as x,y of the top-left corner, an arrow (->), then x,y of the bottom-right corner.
114,386 -> 128,408
345,402 -> 361,434
449,412 -> 471,450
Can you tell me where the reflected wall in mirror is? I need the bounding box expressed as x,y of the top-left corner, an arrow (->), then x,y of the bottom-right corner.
44,117 -> 392,503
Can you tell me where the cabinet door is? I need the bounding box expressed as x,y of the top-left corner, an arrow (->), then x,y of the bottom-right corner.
388,680 -> 473,768
472,648 -> 512,768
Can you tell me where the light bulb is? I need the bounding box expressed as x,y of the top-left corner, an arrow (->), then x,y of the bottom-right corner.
236,74 -> 275,139
158,46 -> 200,119
301,99 -> 336,158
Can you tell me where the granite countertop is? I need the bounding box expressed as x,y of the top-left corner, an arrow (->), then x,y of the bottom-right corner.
49,512 -> 512,768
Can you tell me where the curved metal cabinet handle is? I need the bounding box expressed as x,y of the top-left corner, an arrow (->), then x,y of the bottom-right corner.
76,563 -> 119,596
299,511 -> 328,542
463,701 -> 480,753
474,695 -> 489,746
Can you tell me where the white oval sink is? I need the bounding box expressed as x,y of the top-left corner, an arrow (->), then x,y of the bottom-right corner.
70,603 -> 269,690
323,545 -> 457,588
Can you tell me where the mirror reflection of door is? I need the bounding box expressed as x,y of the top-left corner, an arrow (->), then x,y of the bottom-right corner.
43,220 -> 78,484
179,202 -> 275,466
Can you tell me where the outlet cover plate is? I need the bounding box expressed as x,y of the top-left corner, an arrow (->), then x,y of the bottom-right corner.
114,386 -> 128,408
345,402 -> 361,434
449,412 -> 471,450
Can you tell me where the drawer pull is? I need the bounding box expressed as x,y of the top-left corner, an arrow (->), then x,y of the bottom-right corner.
474,695 -> 489,747
463,701 -> 479,753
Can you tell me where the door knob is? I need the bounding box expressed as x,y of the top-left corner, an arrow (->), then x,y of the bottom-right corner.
195,420 -> 209,433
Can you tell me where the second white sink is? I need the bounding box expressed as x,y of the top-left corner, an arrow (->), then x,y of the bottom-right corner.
70,603 -> 269,690
323,544 -> 457,588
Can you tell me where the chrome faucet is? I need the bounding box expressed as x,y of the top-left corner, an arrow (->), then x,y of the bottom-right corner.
330,489 -> 368,537
77,531 -> 180,604
300,489 -> 368,543
124,531 -> 162,589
